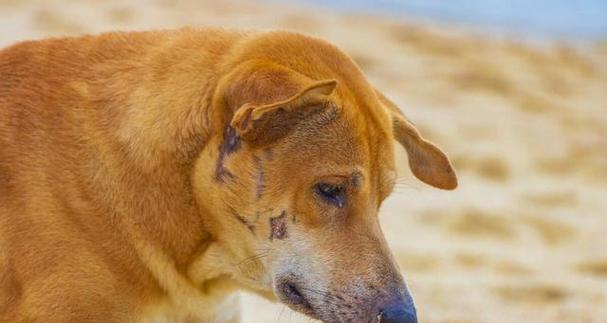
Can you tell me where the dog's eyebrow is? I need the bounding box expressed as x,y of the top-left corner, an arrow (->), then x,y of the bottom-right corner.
350,170 -> 364,187
320,168 -> 365,187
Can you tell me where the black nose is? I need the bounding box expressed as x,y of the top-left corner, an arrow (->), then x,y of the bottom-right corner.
381,308 -> 417,323
380,294 -> 417,323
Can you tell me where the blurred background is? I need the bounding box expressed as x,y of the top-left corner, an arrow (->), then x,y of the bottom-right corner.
1,0 -> 606,322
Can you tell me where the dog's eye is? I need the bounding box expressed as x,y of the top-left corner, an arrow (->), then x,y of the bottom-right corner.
314,183 -> 346,208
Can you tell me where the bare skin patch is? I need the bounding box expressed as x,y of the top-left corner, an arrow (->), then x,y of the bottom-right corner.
269,211 -> 288,241
215,126 -> 241,181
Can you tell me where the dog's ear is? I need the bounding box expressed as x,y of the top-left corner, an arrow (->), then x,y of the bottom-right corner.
376,89 -> 457,190
225,63 -> 337,146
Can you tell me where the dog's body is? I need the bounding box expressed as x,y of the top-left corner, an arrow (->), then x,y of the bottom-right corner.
0,28 -> 238,322
0,28 -> 456,323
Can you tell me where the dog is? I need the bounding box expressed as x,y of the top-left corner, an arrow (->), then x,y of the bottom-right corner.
0,27 -> 457,323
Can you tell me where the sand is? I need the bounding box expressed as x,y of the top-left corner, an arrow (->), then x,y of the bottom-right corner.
1,0 -> 606,322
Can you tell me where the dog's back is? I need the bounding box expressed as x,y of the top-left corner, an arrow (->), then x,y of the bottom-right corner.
0,32 -> 159,323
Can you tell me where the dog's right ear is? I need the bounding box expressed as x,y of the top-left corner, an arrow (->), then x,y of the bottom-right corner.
222,62 -> 337,147
375,89 -> 458,190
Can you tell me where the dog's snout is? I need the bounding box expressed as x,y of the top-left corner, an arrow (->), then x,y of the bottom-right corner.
378,292 -> 417,323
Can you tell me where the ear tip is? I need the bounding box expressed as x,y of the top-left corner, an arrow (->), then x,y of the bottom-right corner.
423,174 -> 458,190
441,165 -> 458,190
314,79 -> 338,95
320,79 -> 338,86
438,163 -> 459,190
440,175 -> 458,190
412,163 -> 458,190
231,105 -> 255,133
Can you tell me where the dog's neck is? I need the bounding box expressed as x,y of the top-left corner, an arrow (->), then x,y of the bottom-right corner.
78,31 -> 238,284
88,79 -> 212,264
71,30 -> 262,311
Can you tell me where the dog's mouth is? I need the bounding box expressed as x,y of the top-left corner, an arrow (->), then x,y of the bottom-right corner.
275,278 -> 317,318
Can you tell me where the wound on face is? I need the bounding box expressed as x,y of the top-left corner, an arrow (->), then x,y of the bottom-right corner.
269,211 -> 288,241
253,155 -> 266,200
215,126 -> 241,181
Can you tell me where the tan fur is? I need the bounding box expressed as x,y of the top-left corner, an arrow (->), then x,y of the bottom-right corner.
0,28 -> 456,322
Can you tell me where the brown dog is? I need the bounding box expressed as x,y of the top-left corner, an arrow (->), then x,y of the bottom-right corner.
0,28 -> 457,322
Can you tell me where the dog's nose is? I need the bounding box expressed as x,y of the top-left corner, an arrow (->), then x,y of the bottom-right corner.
379,293 -> 417,323
380,307 -> 417,323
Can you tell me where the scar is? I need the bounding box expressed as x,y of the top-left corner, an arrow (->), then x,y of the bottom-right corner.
263,148 -> 273,160
269,211 -> 288,241
229,207 -> 255,234
253,156 -> 265,200
215,126 -> 241,181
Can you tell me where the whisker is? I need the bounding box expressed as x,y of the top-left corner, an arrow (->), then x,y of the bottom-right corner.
233,247 -> 273,267
393,184 -> 420,193
234,251 -> 269,267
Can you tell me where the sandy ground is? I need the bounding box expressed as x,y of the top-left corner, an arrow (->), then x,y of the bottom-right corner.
1,0 -> 606,322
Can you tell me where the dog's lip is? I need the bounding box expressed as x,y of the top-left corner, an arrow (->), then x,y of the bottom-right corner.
280,297 -> 317,319
274,278 -> 318,319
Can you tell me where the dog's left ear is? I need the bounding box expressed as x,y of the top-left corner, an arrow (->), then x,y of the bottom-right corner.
225,63 -> 337,146
376,90 -> 458,190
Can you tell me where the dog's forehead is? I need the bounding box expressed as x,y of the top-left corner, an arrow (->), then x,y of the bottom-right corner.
278,97 -> 393,172
280,113 -> 359,162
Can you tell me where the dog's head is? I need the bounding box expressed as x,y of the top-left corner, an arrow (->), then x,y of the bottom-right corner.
191,32 -> 456,322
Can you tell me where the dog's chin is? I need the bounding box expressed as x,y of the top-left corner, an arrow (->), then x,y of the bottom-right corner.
233,277 -> 277,303
277,293 -> 319,320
